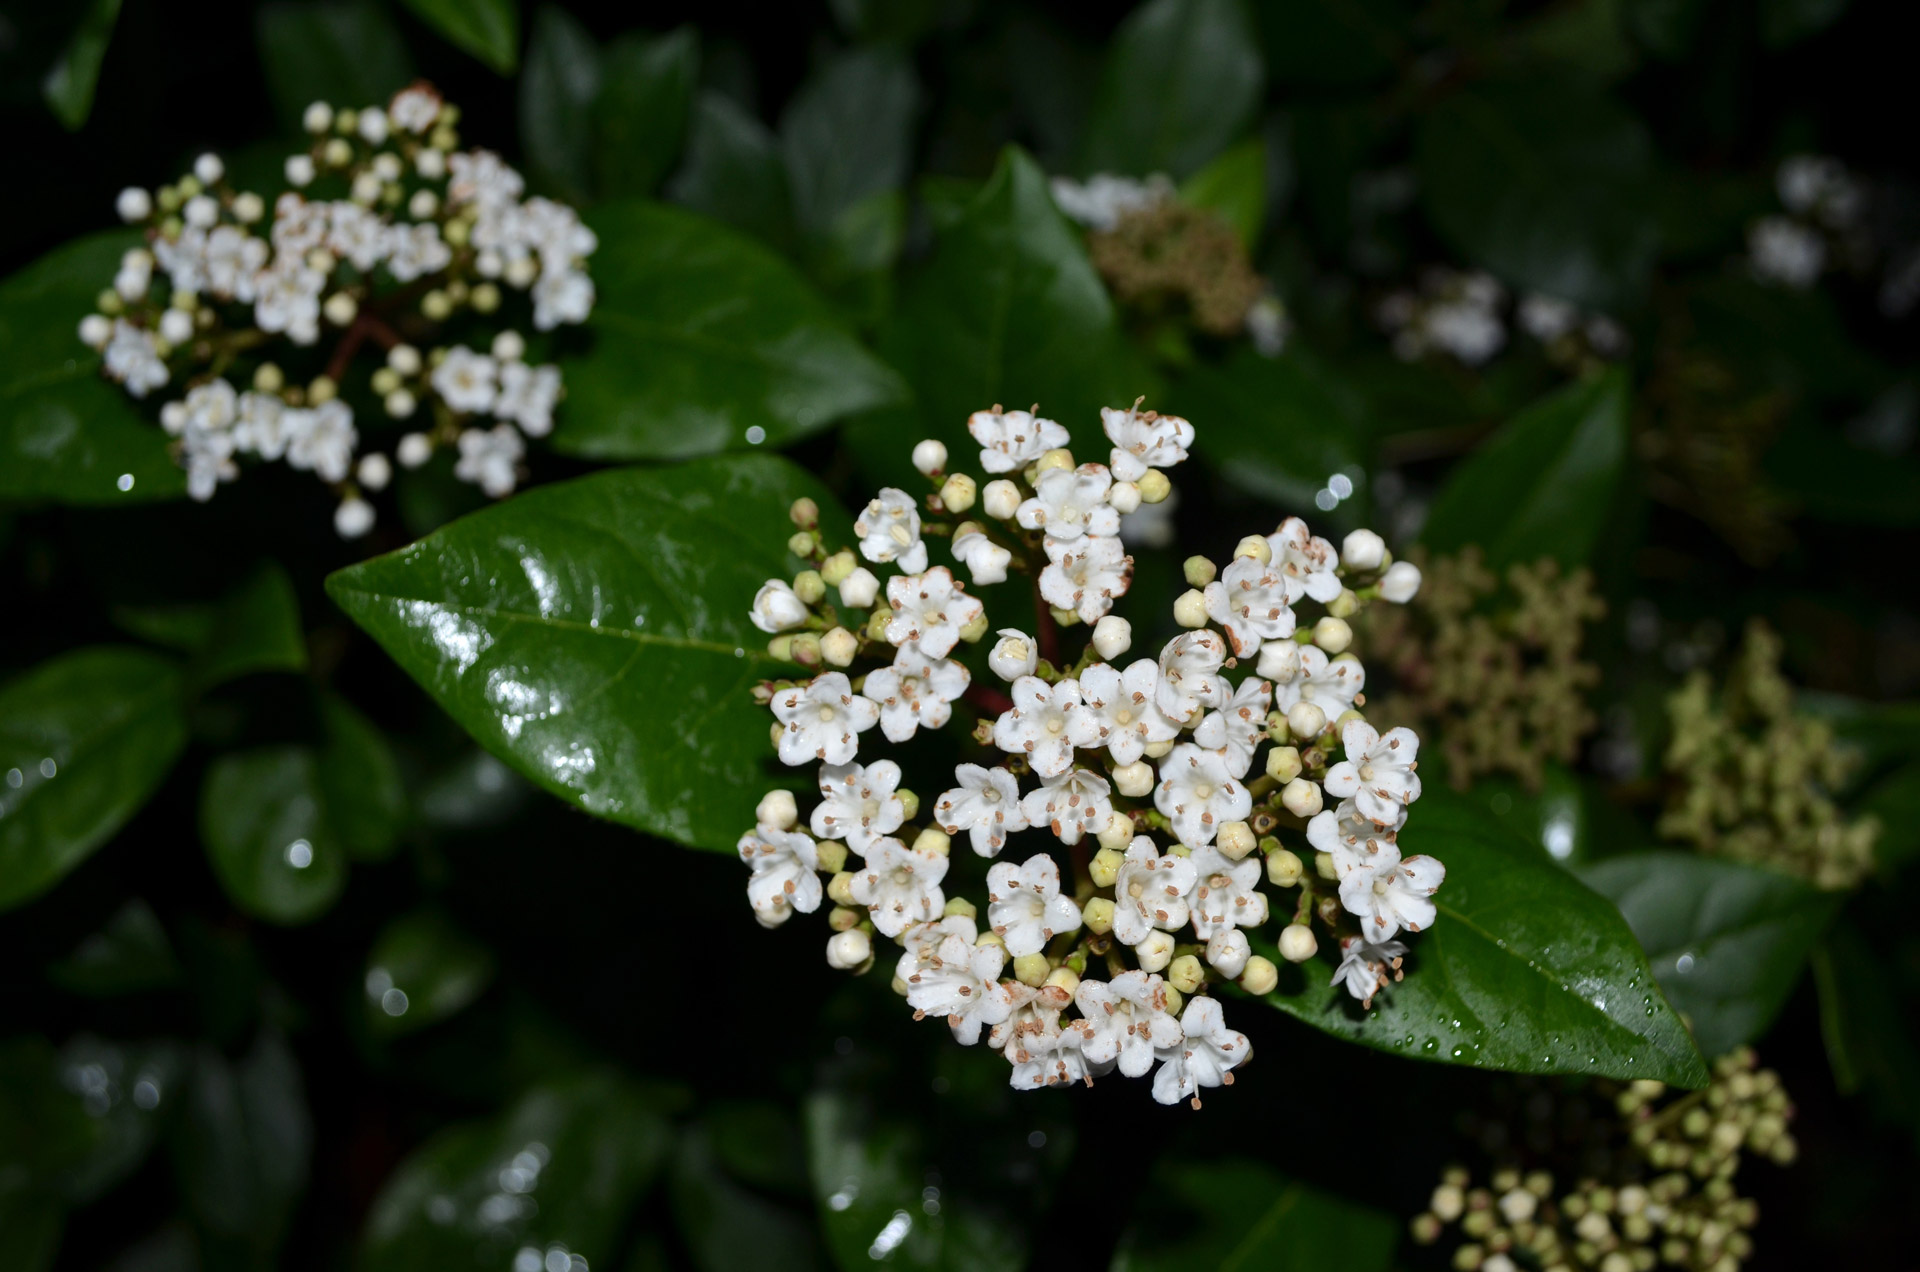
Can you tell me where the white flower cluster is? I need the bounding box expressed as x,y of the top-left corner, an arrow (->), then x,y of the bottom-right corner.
77,84 -> 594,537
738,407 -> 1444,1107
1748,154 -> 1868,291
1048,173 -> 1174,233
1380,269 -> 1627,369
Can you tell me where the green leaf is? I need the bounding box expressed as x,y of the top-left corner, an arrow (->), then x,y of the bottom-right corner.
199,747 -> 349,925
1860,761 -> 1920,873
594,28 -> 699,199
1813,921 -> 1920,1145
1415,80 -> 1657,311
1253,0 -> 1407,89
1579,853 -> 1842,1059
397,0 -> 518,72
0,647 -> 187,911
362,1071 -> 671,1269
42,0 -> 121,130
518,6 -> 602,201
1257,786 -> 1709,1087
1178,137 -> 1268,248
552,200 -> 906,460
317,693 -> 408,861
1111,1159 -> 1398,1272
255,0 -> 415,134
0,232 -> 187,504
673,1121 -> 825,1272
53,1037 -> 182,1204
362,909 -> 496,1037
779,47 -> 919,236
189,563 -> 308,692
1082,0 -> 1265,179
110,602 -> 215,653
326,454 -> 848,853
168,1035 -> 310,1243
47,898 -> 182,996
1419,370 -> 1629,570
668,92 -> 797,251
1761,0 -> 1849,46
1171,347 -> 1367,511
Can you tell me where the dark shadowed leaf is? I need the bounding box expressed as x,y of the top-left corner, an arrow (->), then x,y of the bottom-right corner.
1111,1158 -> 1398,1272
1178,137 -> 1268,247
668,93 -> 796,251
199,747 -> 349,925
1254,0 -> 1407,89
1081,0 -> 1265,179
256,0 -> 414,133
168,1035 -> 310,1244
316,692 -> 408,861
518,6 -> 601,200
188,562 -> 307,692
42,0 -> 121,130
780,47 -> 919,240
1172,347 -> 1368,511
1760,0 -> 1849,46
397,0 -> 518,73
595,28 -> 699,199
362,909 -> 497,1037
47,899 -> 181,996
673,1121 -> 825,1272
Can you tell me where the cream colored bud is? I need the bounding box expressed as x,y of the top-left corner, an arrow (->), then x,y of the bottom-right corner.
975,931 -> 1006,951
821,627 -> 858,667
1173,589 -> 1208,628
1280,778 -> 1323,818
1089,846 -> 1126,888
1142,739 -> 1175,760
1286,701 -> 1327,740
1234,535 -> 1272,564
1045,966 -> 1081,997
939,472 -> 976,513
1218,821 -> 1256,860
1380,560 -> 1423,603
839,567 -> 880,609
1092,615 -> 1132,660
387,343 -> 422,375
1162,985 -> 1184,1016
827,871 -> 857,906
1096,812 -> 1134,852
1167,954 -> 1205,994
912,438 -> 948,475
1035,447 -> 1074,475
819,550 -> 856,586
1267,848 -> 1304,887
1050,606 -> 1078,628
826,929 -> 872,970
790,633 -> 822,667
912,827 -> 949,857
308,375 -> 337,405
384,389 -> 417,419
1112,760 -> 1155,798
1278,924 -> 1318,962
1328,588 -> 1358,619
371,367 -> 402,396
1266,746 -> 1302,782
322,292 -> 358,326
958,610 -> 990,643
323,137 -> 353,167
756,789 -> 798,830
792,570 -> 826,605
815,841 -> 848,874
1342,528 -> 1386,571
943,896 -> 977,920
982,479 -> 1021,520
252,362 -> 285,393
1083,897 -> 1116,934
828,905 -> 861,932
1239,955 -> 1279,995
1313,616 -> 1353,653
897,790 -> 920,820
1013,953 -> 1051,987
420,289 -> 452,321
1109,480 -> 1141,513
1432,1184 -> 1466,1222
1315,851 -> 1338,880
1134,931 -> 1175,973
1138,469 -> 1171,503
1183,555 -> 1217,587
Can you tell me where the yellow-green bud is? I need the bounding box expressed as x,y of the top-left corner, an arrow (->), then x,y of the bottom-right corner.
787,530 -> 815,558
1239,955 -> 1279,995
1167,954 -> 1205,994
912,826 -> 949,856
1218,821 -> 1256,860
790,633 -> 822,666
1266,745 -> 1302,782
1328,587 -> 1359,619
792,570 -> 826,604
820,549 -> 856,586
943,896 -> 978,920
959,610 -> 990,642
829,905 -> 862,932
897,790 -> 920,820
1083,897 -> 1116,934
816,841 -> 848,873
827,871 -> 857,906
1090,847 -> 1126,888
939,473 -> 977,513
768,635 -> 795,661
1173,589 -> 1208,628
1313,616 -> 1353,654
1266,848 -> 1304,887
790,496 -> 819,529
1096,812 -> 1134,852
1138,469 -> 1171,503
1316,851 -> 1338,880
1183,555 -> 1218,587
1013,953 -> 1051,987
1234,535 -> 1272,564
1035,447 -> 1074,475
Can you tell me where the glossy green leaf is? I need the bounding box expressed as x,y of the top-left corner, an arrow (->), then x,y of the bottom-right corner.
1178,137 -> 1268,247
189,563 -> 307,691
42,0 -> 121,130
199,747 -> 349,925
518,6 -> 601,201
417,749 -> 531,829
47,899 -> 182,996
1111,1159 -> 1398,1272
1415,80 -> 1657,311
1813,921 -> 1920,1148
0,647 -> 187,911
1257,786 -> 1709,1086
1172,347 -> 1368,511
255,0 -> 414,133
552,200 -> 906,460
326,454 -> 849,853
1420,370 -> 1629,570
1579,853 -> 1841,1059
110,602 -> 215,653
168,1035 -> 310,1243
0,233 -> 186,504
363,909 -> 496,1037
673,1121 -> 825,1272
362,1072 -> 671,1270
54,1037 -> 183,1204
668,92 -> 796,251
595,28 -> 699,199
398,0 -> 518,72
780,47 -> 919,236
1082,0 -> 1265,179
317,693 -> 407,861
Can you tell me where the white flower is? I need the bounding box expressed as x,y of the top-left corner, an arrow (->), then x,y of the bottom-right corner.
1150,996 -> 1250,1107
1256,638 -> 1301,684
935,763 -> 1031,857
770,672 -> 880,766
202,227 -> 268,300
987,855 -> 1083,957
1205,929 -> 1251,978
850,836 -> 948,937
1338,845 -> 1445,941
897,913 -> 979,967
1323,720 -> 1423,826
1341,528 -> 1386,571
737,823 -> 823,928
386,222 -> 453,281
994,986 -> 1095,1088
327,202 -> 385,271
1155,630 -> 1227,723
1203,554 -> 1296,658
232,391 -> 289,458
103,321 -> 168,397
1048,173 -> 1169,231
532,268 -> 594,329
181,426 -> 237,501
1186,843 -> 1269,940
495,362 -> 563,437
1273,647 -> 1364,718
1101,404 -> 1193,482
903,934 -> 1021,1045
1075,970 -> 1181,1078
448,149 -> 527,208
810,760 -> 906,853
1379,560 -> 1422,604
270,193 -> 329,253
1110,836 -> 1197,946
854,488 -> 928,573
950,529 -> 1011,585
987,629 -> 1038,681
433,347 -> 499,414
967,408 -> 1067,473
1267,517 -> 1343,605
1154,744 -> 1251,848
1039,534 -> 1133,624
1518,293 -> 1579,343
453,423 -> 524,497
992,676 -> 1096,778
750,580 -> 809,633
884,567 -> 982,659
1307,799 -> 1404,882
862,649 -> 969,743
1076,660 -> 1178,764
390,84 -> 443,133
253,260 -> 324,345
1749,215 -> 1824,289
1332,936 -> 1408,1007
286,400 -> 357,481
1018,767 -> 1112,846
1016,463 -> 1120,541
1193,677 -> 1272,779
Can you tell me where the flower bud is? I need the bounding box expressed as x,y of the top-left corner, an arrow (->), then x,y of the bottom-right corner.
982,479 -> 1021,520
750,580 -> 809,634
1112,760 -> 1155,797
1313,616 -> 1353,654
976,931 -> 1006,951
1256,640 -> 1301,682
1097,812 -> 1134,852
827,929 -> 872,970
1217,821 -> 1256,860
1327,587 -> 1359,619
827,871 -> 857,906
1045,966 -> 1081,997
1013,953 -> 1051,987
1342,528 -> 1386,571
1167,954 -> 1205,994
159,308 -> 194,345
1089,846 -> 1126,888
1183,555 -> 1217,587
819,549 -> 856,586
939,472 -> 976,513
1239,955 -> 1279,996
789,496 -> 819,529
1234,535 -> 1272,564
1266,848 -> 1304,887
1278,924 -> 1318,962
1280,778 -> 1323,818
1142,739 -> 1175,760
988,629 -> 1038,681
1315,851 -> 1337,880
839,567 -> 880,608
78,314 -> 111,349
1380,560 -> 1423,603
1173,589 -> 1208,628
816,841 -> 848,873
1092,615 -> 1132,660
912,438 -> 948,476
335,498 -> 375,539
384,389 -> 417,421
116,187 -> 152,222
1109,480 -> 1141,513
1083,897 -> 1115,934
943,896 -> 977,920
786,531 -> 815,558
1286,701 -> 1327,741
912,827 -> 949,856
1265,746 -> 1302,783
828,905 -> 861,932
1138,469 -> 1171,503
790,633 -> 822,666
958,610 -> 990,642
897,790 -> 920,820
1035,447 -> 1074,475
792,570 -> 827,605
1206,929 -> 1251,978
756,789 -> 798,829
1134,931 -> 1175,973
821,627 -> 858,667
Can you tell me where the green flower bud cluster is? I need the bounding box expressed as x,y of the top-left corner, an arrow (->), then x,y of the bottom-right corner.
1363,548 -> 1604,790
1658,621 -> 1878,889
1411,1050 -> 1793,1272
1086,201 -> 1266,338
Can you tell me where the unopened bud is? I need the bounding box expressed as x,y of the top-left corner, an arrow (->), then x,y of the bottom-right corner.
1342,528 -> 1386,571
1045,966 -> 1081,997
1380,560 -> 1423,603
839,567 -> 880,608
826,929 -> 872,970
1092,615 -> 1132,660
827,871 -> 857,906
821,627 -> 858,666
912,827 -> 949,857
989,630 -> 1038,681
790,497 -> 819,529
958,609 -> 990,642
1167,954 -> 1205,994
1207,929 -> 1252,978
1280,778 -> 1323,818
1173,589 -> 1208,628
1109,480 -> 1141,513
1096,812 -> 1134,853
790,633 -> 822,667
982,479 -> 1021,520
939,472 -> 976,513
1113,760 -> 1155,797
1035,447 -> 1074,475
792,570 -> 826,604
1313,616 -> 1353,654
1327,587 -> 1359,619
1183,555 -> 1217,587
912,438 -> 948,476
1218,821 -> 1255,860
943,896 -> 977,920
1286,701 -> 1327,740
756,790 -> 797,829
1234,535 -> 1272,564
1083,897 -> 1115,934
1266,746 -> 1302,782
1013,953 -> 1051,986
1239,954 -> 1278,995
1278,924 -> 1318,962
1089,847 -> 1126,888
897,790 -> 920,820
1134,930 -> 1175,972
819,550 -> 855,586
828,905 -> 861,932
786,531 -> 815,558
815,841 -> 847,873
1267,848 -> 1304,887
1138,469 -> 1171,503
